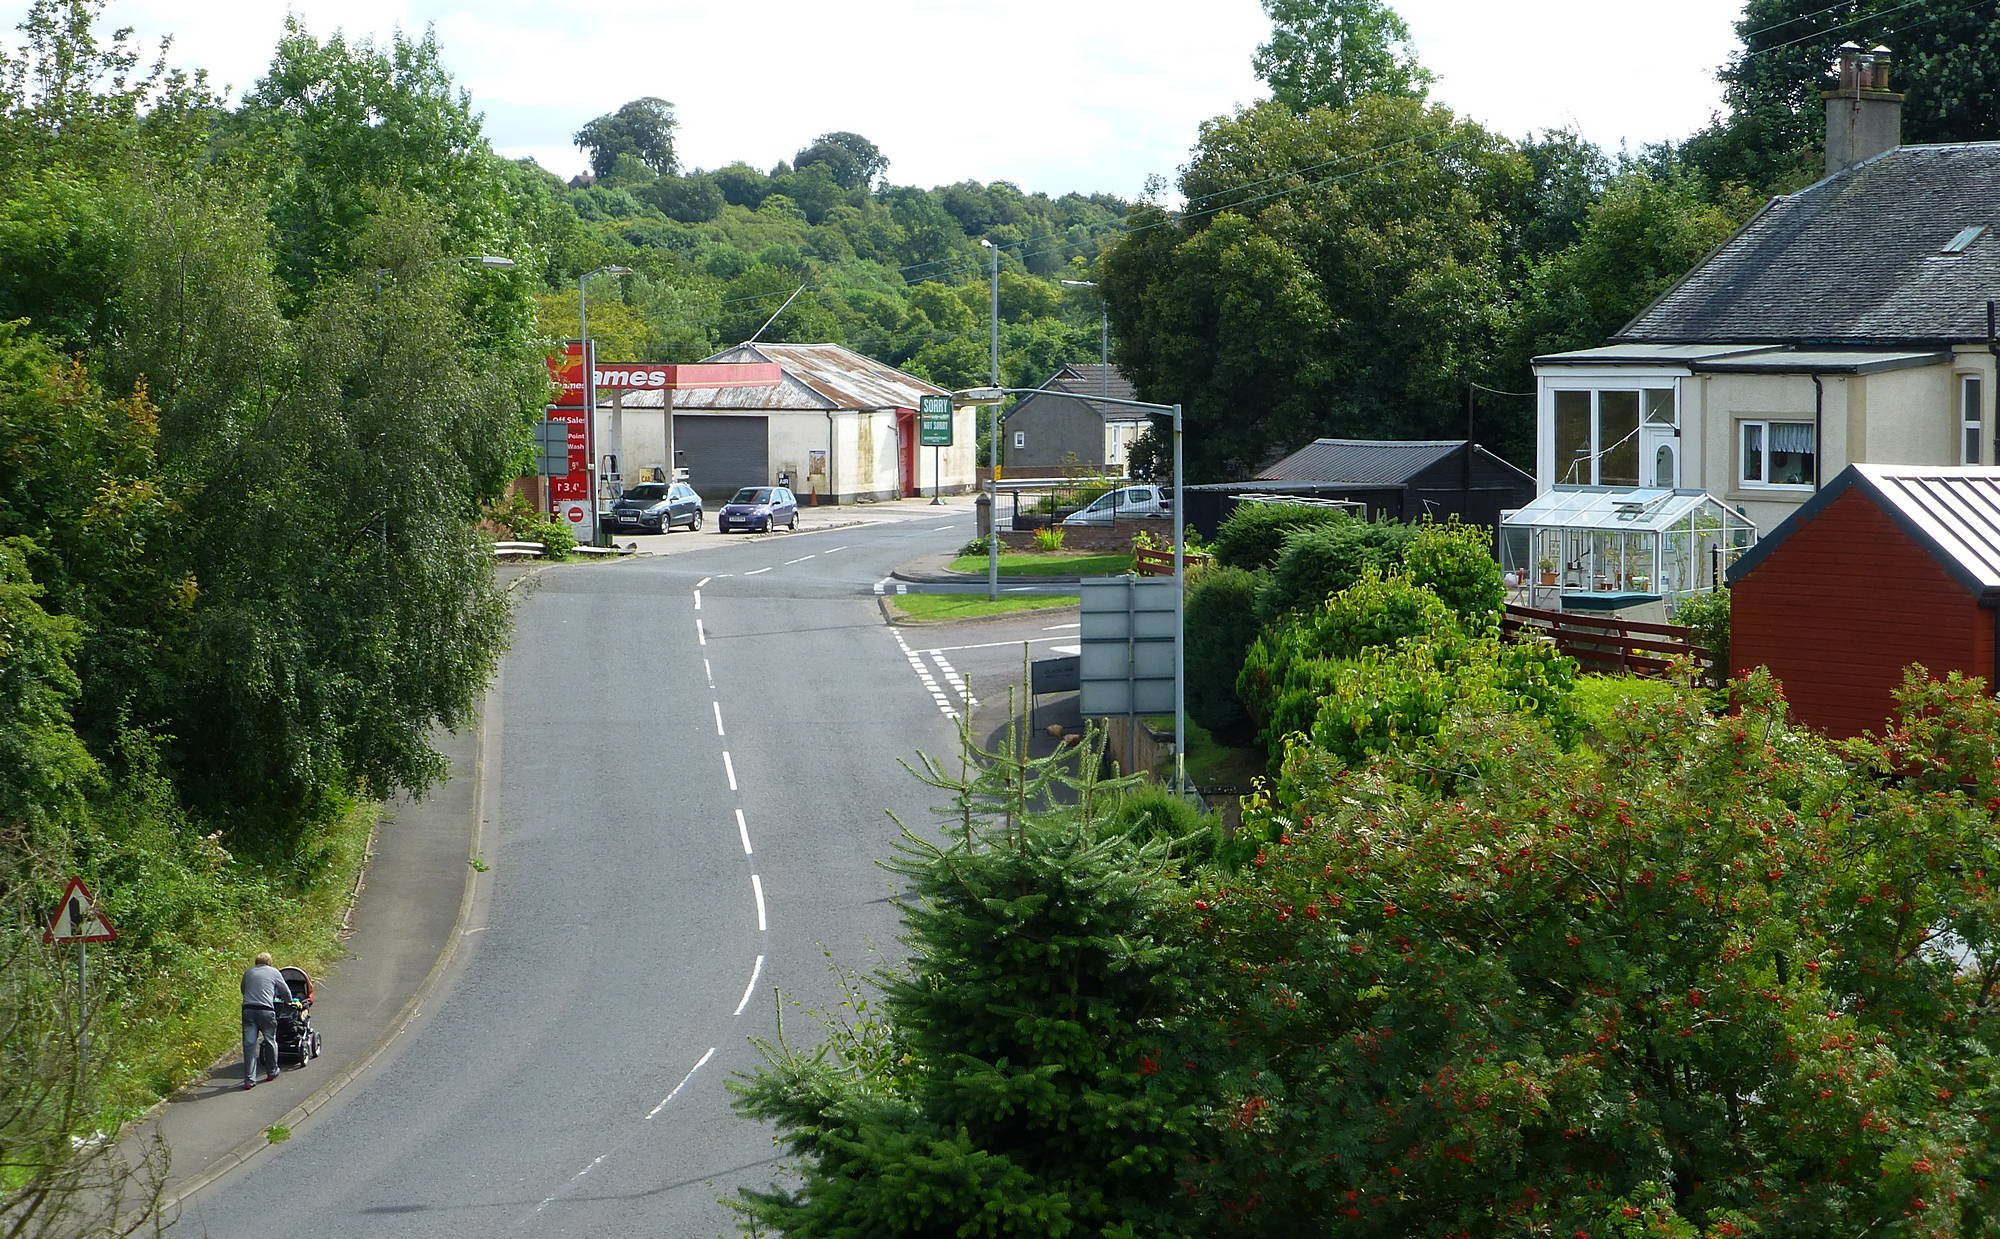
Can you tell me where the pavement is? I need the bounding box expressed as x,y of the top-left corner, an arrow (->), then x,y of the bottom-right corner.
117,492 -> 1005,1219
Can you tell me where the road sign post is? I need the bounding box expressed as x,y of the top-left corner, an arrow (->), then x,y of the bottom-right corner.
919,395 -> 953,504
45,877 -> 116,1082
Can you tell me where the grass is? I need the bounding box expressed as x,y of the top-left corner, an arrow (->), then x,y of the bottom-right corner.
1572,672 -> 1683,731
947,552 -> 1133,577
892,593 -> 1080,622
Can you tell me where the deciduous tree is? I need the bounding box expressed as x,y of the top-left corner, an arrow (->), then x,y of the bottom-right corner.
1253,0 -> 1434,114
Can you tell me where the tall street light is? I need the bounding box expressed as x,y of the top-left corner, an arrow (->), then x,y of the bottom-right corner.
955,385 -> 1186,798
978,239 -> 1001,600
580,265 -> 634,547
1058,279 -> 1109,402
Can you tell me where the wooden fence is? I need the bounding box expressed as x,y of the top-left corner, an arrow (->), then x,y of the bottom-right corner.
1502,603 -> 1712,679
1133,547 -> 1213,577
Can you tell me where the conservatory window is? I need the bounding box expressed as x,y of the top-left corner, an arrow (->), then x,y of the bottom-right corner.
1962,375 -> 1983,464
1740,419 -> 1814,487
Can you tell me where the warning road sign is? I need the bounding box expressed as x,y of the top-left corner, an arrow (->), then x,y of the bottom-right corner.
44,877 -> 116,944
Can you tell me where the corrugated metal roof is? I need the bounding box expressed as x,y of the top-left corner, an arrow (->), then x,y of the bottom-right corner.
1258,439 -> 1465,485
618,342 -> 950,412
1730,464 -> 2000,593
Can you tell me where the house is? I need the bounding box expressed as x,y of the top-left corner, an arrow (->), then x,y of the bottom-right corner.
1180,439 -> 1534,539
1727,464 -> 2000,739
1533,45 -> 2000,539
611,342 -> 976,503
1000,364 -> 1150,474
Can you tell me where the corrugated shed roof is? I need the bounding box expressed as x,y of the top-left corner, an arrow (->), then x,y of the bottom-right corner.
620,342 -> 950,412
1620,142 -> 2000,345
1258,439 -> 1466,485
1730,464 -> 2000,593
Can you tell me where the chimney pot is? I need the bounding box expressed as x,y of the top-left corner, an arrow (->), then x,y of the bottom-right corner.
1824,42 -> 1902,175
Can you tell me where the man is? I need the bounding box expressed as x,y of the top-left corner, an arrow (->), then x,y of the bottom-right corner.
241,952 -> 293,1090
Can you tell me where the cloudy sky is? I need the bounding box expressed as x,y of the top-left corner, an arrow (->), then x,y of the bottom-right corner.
5,0 -> 1752,197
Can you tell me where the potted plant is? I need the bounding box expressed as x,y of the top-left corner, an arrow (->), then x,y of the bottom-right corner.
1537,555 -> 1558,587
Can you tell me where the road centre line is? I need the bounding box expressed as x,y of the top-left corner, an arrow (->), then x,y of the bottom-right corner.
704,658 -> 714,687
645,1047 -> 716,1120
695,576 -> 711,589
821,544 -> 851,553
723,751 -> 737,791
1043,622 -> 1080,630
736,808 -> 752,855
744,566 -> 773,576
712,701 -> 725,736
732,954 -> 765,1017
692,590 -> 701,610
696,619 -> 707,646
784,555 -> 815,564
751,874 -> 767,931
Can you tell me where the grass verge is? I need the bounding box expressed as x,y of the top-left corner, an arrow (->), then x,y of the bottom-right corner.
947,552 -> 1133,577
892,593 -> 1080,623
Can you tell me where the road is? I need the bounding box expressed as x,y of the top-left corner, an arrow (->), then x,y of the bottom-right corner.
174,505 -> 1058,1239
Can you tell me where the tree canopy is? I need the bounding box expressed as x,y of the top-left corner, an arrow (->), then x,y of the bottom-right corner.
574,95 -> 678,179
1253,0 -> 1435,113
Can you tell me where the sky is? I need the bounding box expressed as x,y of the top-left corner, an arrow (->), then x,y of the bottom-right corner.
5,0 -> 1753,199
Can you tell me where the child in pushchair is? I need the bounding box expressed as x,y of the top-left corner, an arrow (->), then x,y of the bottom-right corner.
272,965 -> 323,1069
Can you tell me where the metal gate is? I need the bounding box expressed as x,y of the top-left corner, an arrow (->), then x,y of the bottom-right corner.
675,415 -> 769,499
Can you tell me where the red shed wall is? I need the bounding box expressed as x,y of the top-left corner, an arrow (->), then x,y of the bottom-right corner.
1732,489 -> 1992,739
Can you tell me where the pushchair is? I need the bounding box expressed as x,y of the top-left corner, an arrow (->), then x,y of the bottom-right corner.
273,965 -> 323,1068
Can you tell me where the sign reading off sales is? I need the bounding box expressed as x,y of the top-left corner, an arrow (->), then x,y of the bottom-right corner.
918,395 -> 953,447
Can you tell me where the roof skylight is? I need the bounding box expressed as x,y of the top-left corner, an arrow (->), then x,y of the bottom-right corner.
1941,224 -> 1988,254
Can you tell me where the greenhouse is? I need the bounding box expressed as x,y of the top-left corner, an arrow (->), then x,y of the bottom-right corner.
1499,487 -> 1758,619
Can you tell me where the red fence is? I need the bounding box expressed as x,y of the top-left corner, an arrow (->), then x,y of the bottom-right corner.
1502,603 -> 1712,679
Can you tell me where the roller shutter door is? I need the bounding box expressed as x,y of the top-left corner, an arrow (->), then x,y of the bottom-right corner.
675,415 -> 769,499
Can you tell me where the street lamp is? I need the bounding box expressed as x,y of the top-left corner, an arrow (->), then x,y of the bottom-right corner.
955,385 -> 1187,798
978,239 -> 1002,601
580,265 -> 635,547
1058,279 -> 1109,402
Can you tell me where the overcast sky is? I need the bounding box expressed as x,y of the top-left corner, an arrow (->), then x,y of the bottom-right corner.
6,0 -> 1752,198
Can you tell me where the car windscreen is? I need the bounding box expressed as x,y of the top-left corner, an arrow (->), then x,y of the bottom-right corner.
729,488 -> 771,504
624,485 -> 667,501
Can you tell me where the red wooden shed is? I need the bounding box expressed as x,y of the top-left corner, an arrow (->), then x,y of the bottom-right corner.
1727,464 -> 2000,739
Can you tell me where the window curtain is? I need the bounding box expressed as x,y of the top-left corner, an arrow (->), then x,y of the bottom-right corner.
1769,422 -> 1814,453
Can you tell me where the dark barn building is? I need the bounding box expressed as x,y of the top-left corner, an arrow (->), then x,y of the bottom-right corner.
1181,439 -> 1535,539
1728,464 -> 2000,739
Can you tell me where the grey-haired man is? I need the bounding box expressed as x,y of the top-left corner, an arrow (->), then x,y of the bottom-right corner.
241,952 -> 292,1090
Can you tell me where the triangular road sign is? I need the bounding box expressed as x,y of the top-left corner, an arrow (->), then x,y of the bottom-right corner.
44,877 -> 116,944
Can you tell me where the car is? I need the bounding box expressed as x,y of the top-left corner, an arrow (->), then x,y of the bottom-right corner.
1060,484 -> 1172,526
717,485 -> 798,533
607,481 -> 703,533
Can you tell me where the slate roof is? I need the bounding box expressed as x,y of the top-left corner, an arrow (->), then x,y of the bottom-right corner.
1727,463 -> 2000,595
1256,439 -> 1530,487
1619,142 -> 2000,346
622,342 -> 948,412
1013,363 -> 1147,420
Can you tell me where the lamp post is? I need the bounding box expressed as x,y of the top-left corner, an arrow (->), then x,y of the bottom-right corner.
955,386 -> 1186,797
579,265 -> 634,547
979,239 -> 1001,601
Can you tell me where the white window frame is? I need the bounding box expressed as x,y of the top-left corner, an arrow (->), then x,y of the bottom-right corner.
1962,374 -> 1984,465
1739,418 -> 1816,489
1012,430 -> 1025,450
1540,376 -> 1681,490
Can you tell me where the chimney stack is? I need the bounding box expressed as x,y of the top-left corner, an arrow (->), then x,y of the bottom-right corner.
1823,42 -> 1903,176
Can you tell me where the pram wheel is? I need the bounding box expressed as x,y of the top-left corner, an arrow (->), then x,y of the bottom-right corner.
310,1031 -> 322,1059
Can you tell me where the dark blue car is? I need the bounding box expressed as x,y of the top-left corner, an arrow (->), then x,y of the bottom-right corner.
718,486 -> 798,533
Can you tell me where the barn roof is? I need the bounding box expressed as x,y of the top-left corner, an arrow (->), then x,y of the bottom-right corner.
618,342 -> 949,412
1728,464 -> 2000,595
1618,142 -> 2000,346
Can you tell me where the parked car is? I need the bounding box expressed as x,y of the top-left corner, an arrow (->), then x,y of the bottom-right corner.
718,485 -> 798,533
1061,484 -> 1172,526
606,481 -> 703,533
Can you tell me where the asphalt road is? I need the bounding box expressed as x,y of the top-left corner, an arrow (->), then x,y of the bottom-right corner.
175,507 -> 995,1238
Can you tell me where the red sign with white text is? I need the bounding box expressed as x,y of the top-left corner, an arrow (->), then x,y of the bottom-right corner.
590,362 -> 783,391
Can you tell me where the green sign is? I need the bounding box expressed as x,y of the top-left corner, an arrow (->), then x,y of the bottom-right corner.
918,395 -> 953,446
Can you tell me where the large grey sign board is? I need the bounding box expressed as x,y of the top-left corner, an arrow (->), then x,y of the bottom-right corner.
1078,577 -> 1178,717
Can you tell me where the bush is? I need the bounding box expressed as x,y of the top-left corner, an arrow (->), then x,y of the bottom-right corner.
1031,525 -> 1065,552
1257,516 -> 1415,619
1674,586 -> 1731,684
1400,518 -> 1505,631
1301,567 -> 1459,659
959,535 -> 993,557
1209,502 -> 1352,570
1184,566 -> 1265,742
1102,784 -> 1227,863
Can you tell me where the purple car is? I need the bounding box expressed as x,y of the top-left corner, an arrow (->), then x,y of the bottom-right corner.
717,485 -> 798,533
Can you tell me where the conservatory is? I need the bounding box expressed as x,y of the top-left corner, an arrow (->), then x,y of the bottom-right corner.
1498,486 -> 1758,620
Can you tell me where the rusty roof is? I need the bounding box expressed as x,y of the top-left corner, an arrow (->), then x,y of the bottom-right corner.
616,343 -> 950,413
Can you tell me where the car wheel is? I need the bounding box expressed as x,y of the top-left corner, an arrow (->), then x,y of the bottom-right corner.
788,512 -> 798,530
690,510 -> 703,531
